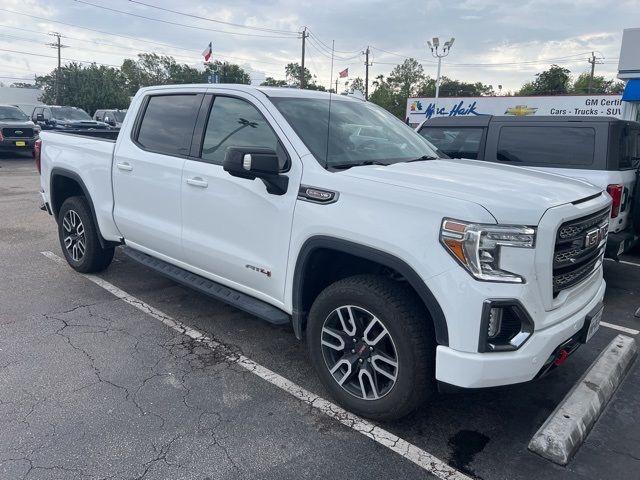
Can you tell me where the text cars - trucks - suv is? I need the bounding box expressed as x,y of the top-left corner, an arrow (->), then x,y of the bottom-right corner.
37,85 -> 610,420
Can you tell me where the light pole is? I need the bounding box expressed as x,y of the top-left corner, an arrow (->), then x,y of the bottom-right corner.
427,37 -> 454,117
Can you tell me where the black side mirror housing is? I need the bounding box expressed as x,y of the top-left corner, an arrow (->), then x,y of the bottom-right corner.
223,147 -> 288,195
36,113 -> 45,122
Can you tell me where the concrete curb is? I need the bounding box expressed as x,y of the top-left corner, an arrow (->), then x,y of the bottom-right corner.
528,334 -> 638,465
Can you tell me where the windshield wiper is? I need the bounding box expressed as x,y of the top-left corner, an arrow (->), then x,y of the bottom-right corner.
330,160 -> 389,170
404,155 -> 439,163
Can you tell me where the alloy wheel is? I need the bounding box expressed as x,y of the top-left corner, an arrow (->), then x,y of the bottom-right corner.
62,209 -> 86,262
320,305 -> 399,400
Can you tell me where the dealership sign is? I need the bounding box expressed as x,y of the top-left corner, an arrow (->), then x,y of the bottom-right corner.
406,95 -> 623,125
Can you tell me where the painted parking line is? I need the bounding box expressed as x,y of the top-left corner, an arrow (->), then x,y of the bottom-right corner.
604,258 -> 640,268
41,251 -> 470,480
601,321 -> 639,336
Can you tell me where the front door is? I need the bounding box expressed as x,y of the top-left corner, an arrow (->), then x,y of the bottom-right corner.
180,92 -> 302,306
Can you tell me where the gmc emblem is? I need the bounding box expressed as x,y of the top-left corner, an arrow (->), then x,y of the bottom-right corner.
584,224 -> 608,248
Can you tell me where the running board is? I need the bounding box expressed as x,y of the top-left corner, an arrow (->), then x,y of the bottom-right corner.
122,247 -> 290,325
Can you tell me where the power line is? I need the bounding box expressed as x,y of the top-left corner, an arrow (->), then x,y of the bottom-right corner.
0,16 -> 292,68
126,0 -> 298,35
72,0 -> 296,39
307,31 -> 364,54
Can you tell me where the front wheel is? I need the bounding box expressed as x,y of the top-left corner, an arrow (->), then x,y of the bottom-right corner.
57,196 -> 114,273
307,274 -> 435,421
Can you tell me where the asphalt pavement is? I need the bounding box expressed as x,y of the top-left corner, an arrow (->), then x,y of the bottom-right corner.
1,153 -> 638,480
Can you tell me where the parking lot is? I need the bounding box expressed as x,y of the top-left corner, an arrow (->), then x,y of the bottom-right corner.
1,152 -> 639,480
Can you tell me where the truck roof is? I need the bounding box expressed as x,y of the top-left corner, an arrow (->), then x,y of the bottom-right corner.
135,83 -> 362,102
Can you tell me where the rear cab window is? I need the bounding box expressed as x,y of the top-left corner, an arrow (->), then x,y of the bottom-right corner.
134,94 -> 202,157
418,127 -> 484,159
495,126 -> 595,168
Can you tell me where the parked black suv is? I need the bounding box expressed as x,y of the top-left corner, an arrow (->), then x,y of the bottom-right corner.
31,106 -> 110,131
417,115 -> 640,256
0,104 -> 40,155
93,109 -> 127,128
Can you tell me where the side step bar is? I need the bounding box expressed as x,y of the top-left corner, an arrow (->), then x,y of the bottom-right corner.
122,247 -> 290,325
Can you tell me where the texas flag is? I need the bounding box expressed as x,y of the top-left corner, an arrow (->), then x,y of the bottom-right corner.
339,68 -> 349,78
202,42 -> 212,62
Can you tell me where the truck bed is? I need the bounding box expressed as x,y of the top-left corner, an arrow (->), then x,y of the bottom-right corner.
39,129 -> 121,242
45,129 -> 120,141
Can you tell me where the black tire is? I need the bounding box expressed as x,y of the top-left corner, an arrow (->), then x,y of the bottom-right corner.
307,274 -> 435,421
57,196 -> 114,273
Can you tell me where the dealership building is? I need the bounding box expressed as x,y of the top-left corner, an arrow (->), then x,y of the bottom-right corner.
406,28 -> 640,128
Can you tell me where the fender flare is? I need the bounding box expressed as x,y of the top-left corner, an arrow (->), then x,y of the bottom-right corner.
50,167 -> 111,248
291,236 -> 449,346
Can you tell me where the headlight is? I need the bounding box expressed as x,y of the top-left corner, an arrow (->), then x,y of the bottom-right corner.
440,218 -> 536,283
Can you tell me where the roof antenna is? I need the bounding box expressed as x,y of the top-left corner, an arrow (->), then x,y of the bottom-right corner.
325,39 -> 335,169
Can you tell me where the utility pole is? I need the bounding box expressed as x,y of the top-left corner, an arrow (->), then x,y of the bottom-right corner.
300,27 -> 308,89
587,52 -> 603,94
363,46 -> 372,100
46,32 -> 67,105
335,78 -> 338,93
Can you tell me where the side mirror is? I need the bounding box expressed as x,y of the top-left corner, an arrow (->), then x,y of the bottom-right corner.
36,113 -> 45,122
105,117 -> 116,126
223,147 -> 288,195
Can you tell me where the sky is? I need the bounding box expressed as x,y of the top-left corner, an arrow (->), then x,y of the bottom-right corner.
0,0 -> 638,93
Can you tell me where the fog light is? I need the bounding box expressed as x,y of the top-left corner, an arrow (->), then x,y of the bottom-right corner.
487,307 -> 503,339
479,300 -> 534,353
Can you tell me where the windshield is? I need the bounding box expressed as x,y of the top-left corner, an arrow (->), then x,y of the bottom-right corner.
0,106 -> 29,121
51,107 -> 92,121
271,97 -> 441,169
112,111 -> 126,122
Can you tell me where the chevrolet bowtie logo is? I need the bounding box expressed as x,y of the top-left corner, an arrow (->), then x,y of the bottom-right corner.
504,105 -> 538,116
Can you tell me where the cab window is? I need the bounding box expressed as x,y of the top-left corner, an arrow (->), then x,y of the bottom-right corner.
200,96 -> 285,168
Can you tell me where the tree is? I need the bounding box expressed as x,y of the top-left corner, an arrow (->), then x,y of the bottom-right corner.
349,77 -> 365,93
284,62 -> 313,87
10,82 -> 38,89
516,65 -> 571,96
35,63 -> 130,115
387,58 -> 424,99
572,73 -> 625,94
205,61 -> 250,84
369,74 -> 406,118
261,77 -> 287,87
416,76 -> 494,97
120,53 -> 206,95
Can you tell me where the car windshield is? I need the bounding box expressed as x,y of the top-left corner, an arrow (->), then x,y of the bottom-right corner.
271,96 -> 441,169
51,107 -> 92,121
0,106 -> 29,121
112,111 -> 126,122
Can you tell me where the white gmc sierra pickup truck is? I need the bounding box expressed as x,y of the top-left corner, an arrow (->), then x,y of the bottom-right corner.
37,85 -> 611,420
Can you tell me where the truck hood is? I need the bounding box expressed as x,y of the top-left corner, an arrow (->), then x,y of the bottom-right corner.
342,159 -> 602,224
0,120 -> 35,128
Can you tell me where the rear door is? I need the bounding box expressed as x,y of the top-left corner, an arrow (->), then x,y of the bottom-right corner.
112,90 -> 204,260
180,91 -> 302,305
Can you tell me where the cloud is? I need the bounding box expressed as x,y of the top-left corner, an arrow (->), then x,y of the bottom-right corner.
0,0 -> 632,91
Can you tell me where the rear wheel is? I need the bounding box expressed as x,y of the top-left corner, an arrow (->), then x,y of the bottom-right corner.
307,274 -> 435,420
58,196 -> 114,273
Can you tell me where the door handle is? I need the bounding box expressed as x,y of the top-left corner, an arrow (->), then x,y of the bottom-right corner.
116,162 -> 133,171
186,177 -> 208,188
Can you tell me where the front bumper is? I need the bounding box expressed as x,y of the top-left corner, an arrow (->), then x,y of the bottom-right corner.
0,137 -> 37,151
605,229 -> 638,258
434,278 -> 606,388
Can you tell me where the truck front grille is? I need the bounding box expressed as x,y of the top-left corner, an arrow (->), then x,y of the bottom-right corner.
552,207 -> 609,296
2,127 -> 34,138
